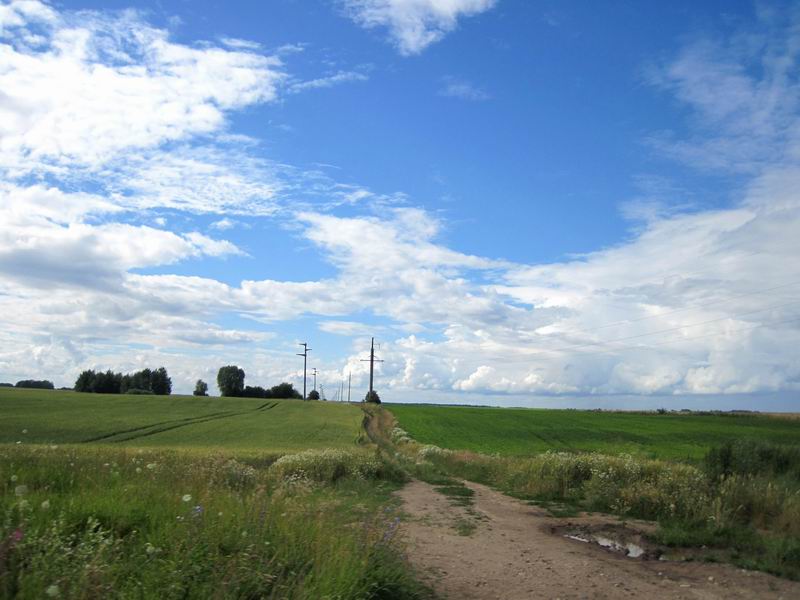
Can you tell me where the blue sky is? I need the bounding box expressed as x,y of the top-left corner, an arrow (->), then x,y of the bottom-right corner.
0,0 -> 798,409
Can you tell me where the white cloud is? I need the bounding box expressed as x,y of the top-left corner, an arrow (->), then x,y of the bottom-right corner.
288,70 -> 368,93
0,2 -> 285,176
1,1 -> 798,404
438,76 -> 490,101
340,0 -> 497,55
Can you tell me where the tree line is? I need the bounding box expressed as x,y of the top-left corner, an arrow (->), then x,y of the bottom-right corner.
0,380 -> 55,390
74,368 -> 172,395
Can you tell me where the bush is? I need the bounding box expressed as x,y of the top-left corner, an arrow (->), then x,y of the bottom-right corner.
270,449 -> 404,484
365,390 -> 381,404
268,382 -> 302,399
307,390 -> 320,400
706,439 -> 800,483
193,379 -> 209,396
242,385 -> 268,398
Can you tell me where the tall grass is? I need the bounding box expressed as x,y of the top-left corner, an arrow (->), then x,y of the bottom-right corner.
0,444 -> 426,599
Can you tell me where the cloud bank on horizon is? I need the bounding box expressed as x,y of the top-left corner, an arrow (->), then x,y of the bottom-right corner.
0,0 -> 798,406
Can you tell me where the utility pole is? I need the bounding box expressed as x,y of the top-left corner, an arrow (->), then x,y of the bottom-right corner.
297,342 -> 311,400
312,368 -> 318,392
360,337 -> 384,401
347,372 -> 351,403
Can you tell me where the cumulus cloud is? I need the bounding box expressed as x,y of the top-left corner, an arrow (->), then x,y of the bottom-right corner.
1,1 -> 798,403
0,2 -> 285,177
340,0 -> 497,55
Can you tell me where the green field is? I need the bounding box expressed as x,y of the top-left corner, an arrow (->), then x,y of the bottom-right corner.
388,403 -> 800,460
0,388 -> 363,452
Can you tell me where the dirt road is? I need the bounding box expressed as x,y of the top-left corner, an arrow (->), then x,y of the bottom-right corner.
397,479 -> 800,600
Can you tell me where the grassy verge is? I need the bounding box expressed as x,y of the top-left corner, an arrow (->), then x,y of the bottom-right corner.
379,409 -> 800,580
0,444 -> 429,599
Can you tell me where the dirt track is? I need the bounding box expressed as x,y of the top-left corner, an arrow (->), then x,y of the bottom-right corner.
397,479 -> 800,600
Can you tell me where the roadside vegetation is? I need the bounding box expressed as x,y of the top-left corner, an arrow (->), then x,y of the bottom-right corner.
0,444 -> 425,599
381,408 -> 800,580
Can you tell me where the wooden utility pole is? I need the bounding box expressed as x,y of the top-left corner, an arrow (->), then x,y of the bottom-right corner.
297,343 -> 311,400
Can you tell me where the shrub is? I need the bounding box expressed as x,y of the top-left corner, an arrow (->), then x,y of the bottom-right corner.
270,449 -> 403,483
307,390 -> 320,400
365,390 -> 381,404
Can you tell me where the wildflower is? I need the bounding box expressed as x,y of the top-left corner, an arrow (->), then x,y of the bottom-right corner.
21,429 -> 27,434
41,500 -> 50,510
15,441 -> 21,445
11,528 -> 23,543
217,511 -> 223,517
181,494 -> 192,503
135,467 -> 142,473
45,584 -> 60,597
10,475 -> 17,482
14,485 -> 28,497
192,505 -> 203,518
145,542 -> 158,555
146,463 -> 157,470
49,445 -> 58,450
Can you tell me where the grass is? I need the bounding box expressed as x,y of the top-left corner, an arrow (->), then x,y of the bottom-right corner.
388,403 -> 800,460
0,444 -> 428,599
0,388 -> 363,452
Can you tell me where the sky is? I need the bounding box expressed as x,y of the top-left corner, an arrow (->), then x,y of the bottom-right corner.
0,0 -> 799,409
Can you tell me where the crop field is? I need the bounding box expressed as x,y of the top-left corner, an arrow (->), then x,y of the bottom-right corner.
0,388 -> 363,453
387,403 -> 800,460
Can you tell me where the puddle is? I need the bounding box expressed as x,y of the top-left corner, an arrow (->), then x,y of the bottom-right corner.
556,525 -> 654,560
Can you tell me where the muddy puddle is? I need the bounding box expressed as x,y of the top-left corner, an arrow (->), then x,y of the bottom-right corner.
553,523 -> 661,560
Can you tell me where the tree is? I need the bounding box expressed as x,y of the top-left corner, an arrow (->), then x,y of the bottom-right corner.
194,379 -> 209,396
217,366 -> 245,397
243,385 -> 268,398
307,390 -> 320,400
365,390 -> 381,404
75,370 -> 96,392
150,367 -> 172,395
93,370 -> 122,394
268,382 -> 302,399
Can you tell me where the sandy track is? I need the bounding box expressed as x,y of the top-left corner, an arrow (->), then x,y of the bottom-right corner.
397,479 -> 800,600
